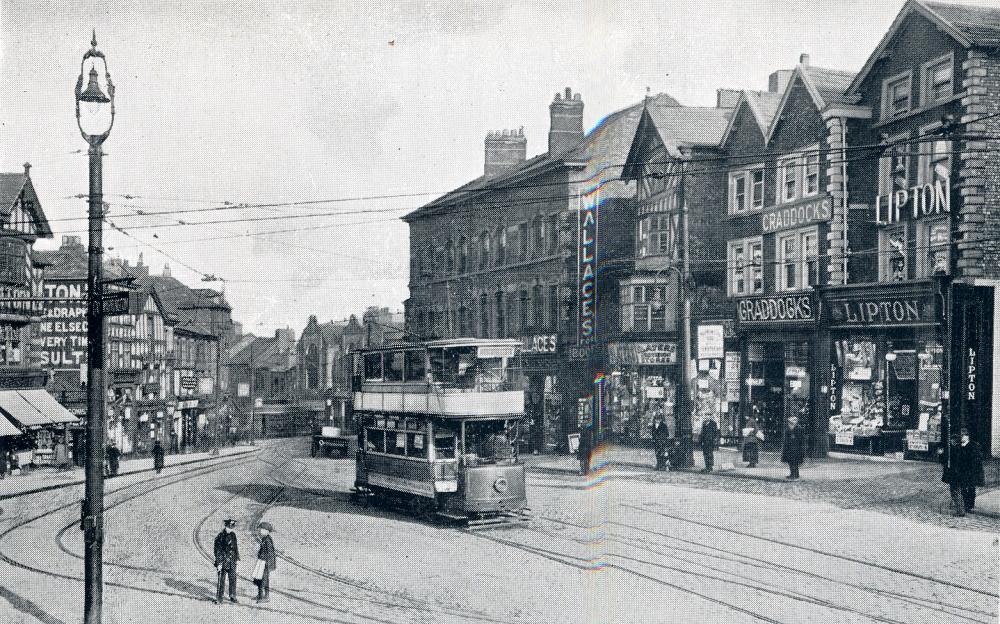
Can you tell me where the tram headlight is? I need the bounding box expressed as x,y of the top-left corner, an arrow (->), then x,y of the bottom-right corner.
493,477 -> 509,493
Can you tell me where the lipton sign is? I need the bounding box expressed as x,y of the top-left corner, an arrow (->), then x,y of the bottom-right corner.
875,177 -> 950,225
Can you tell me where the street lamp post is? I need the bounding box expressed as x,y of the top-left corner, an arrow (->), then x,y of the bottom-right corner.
75,30 -> 115,624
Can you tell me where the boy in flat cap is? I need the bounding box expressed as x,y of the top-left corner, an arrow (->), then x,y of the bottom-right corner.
254,522 -> 277,603
214,518 -> 240,604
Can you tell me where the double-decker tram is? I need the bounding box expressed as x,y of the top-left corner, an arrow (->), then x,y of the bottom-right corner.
351,338 -> 529,527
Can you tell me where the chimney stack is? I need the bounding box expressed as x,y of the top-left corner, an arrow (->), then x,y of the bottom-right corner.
484,127 -> 527,177
23,162 -> 31,177
61,235 -> 83,249
799,53 -> 810,66
768,69 -> 794,93
716,88 -> 741,109
548,87 -> 584,156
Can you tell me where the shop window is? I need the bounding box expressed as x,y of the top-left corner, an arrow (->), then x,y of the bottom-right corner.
879,223 -> 910,282
918,127 -> 951,185
879,133 -> 911,197
638,213 -> 676,258
916,218 -> 950,277
921,54 -> 953,105
728,237 -> 762,296
777,227 -> 819,291
882,71 -> 912,119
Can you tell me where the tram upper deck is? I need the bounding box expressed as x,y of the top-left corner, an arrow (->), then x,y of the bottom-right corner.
353,339 -> 524,418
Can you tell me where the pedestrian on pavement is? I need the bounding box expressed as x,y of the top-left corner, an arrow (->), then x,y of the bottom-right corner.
577,426 -> 593,476
741,412 -> 763,468
651,415 -> 670,471
699,418 -> 719,473
214,518 -> 240,604
942,429 -> 985,517
105,442 -> 121,477
254,522 -> 277,603
781,415 -> 806,480
152,440 -> 165,474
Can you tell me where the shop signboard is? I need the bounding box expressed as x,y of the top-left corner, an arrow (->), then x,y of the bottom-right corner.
521,334 -> 558,355
181,376 -> 198,390
906,429 -> 929,451
611,342 -> 677,366
762,195 -> 832,233
736,294 -> 814,325
826,287 -> 940,328
697,324 -> 724,360
835,432 -> 855,446
874,176 -> 950,225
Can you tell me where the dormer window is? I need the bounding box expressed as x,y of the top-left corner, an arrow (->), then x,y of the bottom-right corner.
882,72 -> 912,119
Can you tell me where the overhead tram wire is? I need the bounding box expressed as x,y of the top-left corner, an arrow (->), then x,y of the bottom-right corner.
41,110 -> 1000,227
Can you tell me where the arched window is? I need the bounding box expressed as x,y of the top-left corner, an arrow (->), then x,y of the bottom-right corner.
495,292 -> 505,338
496,227 -> 507,265
533,284 -> 544,327
479,293 -> 490,337
445,239 -> 454,274
305,344 -> 320,390
458,236 -> 468,274
480,232 -> 491,270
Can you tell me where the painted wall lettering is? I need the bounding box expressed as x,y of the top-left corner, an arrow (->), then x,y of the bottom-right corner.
761,196 -> 832,233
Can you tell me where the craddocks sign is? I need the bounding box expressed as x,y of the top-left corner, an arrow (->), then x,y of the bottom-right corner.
736,294 -> 815,325
762,196 -> 832,234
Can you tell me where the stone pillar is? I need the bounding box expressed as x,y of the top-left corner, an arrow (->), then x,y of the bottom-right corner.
825,116 -> 847,286
958,49 -> 996,280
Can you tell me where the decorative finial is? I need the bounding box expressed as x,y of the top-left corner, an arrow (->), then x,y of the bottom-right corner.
91,29 -> 97,49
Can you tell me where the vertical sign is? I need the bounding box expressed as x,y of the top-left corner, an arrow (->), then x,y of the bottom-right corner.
578,194 -> 598,343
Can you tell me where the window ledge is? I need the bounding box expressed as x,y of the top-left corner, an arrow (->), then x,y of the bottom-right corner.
875,92 -> 965,129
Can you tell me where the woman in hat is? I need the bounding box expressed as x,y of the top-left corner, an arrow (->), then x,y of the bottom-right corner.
254,522 -> 277,603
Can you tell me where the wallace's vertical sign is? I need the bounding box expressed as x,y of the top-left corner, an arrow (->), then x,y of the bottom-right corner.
578,197 -> 598,343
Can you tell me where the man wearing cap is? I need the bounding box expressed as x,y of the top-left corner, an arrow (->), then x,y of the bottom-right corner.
942,429 -> 985,517
254,522 -> 277,603
214,518 -> 240,604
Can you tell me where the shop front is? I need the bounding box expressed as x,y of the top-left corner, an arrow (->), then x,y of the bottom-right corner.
605,340 -> 678,444
735,293 -> 820,452
518,333 -> 563,453
822,279 -> 949,459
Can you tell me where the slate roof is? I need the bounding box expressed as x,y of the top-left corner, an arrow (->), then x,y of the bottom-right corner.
403,92 -> 681,221
745,90 -> 784,130
134,274 -> 226,337
645,105 -> 733,147
800,65 -> 857,106
924,1 -> 1000,47
35,245 -> 129,280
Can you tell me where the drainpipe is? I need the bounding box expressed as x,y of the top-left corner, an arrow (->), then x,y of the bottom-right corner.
841,117 -> 849,284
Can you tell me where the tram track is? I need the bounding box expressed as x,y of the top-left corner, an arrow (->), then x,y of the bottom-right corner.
523,510 -> 995,624
251,449 -> 539,624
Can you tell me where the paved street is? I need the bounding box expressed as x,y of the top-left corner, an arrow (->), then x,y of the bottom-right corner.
0,437 -> 995,624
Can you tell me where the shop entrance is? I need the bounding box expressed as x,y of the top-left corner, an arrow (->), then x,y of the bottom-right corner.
746,340 -> 812,450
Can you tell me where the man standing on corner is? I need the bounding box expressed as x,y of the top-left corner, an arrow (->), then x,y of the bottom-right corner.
651,414 -> 670,471
781,415 -> 806,480
699,418 -> 719,473
942,429 -> 985,517
577,424 -> 593,476
214,518 -> 240,604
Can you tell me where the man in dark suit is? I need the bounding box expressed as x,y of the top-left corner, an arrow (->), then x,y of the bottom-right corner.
577,425 -> 593,476
651,415 -> 670,471
214,518 -> 240,604
699,419 -> 720,473
942,429 -> 985,517
781,415 -> 806,480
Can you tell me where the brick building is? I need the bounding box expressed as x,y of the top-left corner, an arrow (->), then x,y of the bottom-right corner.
229,328 -> 300,438
404,88 -> 675,452
816,0 -> 1000,459
609,97 -> 734,444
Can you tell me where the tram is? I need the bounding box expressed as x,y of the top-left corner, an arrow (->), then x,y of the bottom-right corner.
351,338 -> 529,526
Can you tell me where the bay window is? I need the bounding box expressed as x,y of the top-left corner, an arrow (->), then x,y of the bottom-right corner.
624,284 -> 670,333
879,223 -> 910,282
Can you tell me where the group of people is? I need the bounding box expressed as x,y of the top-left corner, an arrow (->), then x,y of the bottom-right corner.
213,518 -> 278,605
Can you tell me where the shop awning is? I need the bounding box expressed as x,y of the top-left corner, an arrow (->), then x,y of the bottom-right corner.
0,390 -> 80,427
0,411 -> 21,437
17,390 -> 80,424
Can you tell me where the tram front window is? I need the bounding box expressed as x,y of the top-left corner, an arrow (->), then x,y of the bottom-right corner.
464,421 -> 514,464
434,424 -> 458,460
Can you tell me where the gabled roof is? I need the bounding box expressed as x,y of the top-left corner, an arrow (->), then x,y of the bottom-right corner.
0,172 -> 52,237
403,92 -> 681,222
622,104 -> 733,179
718,90 -> 783,148
848,0 -> 1000,96
765,64 -> 857,142
134,274 -> 226,337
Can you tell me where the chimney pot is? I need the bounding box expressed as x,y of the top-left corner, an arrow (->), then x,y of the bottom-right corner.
22,162 -> 31,177
548,87 -> 585,156
484,127 -> 528,176
800,53 -> 810,66
565,87 -> 572,100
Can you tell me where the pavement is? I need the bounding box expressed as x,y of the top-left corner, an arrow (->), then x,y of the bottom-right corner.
0,444 -> 258,500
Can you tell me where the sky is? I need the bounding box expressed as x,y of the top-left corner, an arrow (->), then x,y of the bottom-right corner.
0,0 -> 993,336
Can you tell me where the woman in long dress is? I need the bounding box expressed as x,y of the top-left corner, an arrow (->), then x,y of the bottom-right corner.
741,411 -> 762,468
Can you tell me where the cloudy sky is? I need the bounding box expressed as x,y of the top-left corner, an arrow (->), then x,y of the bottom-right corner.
0,0 -> 991,336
